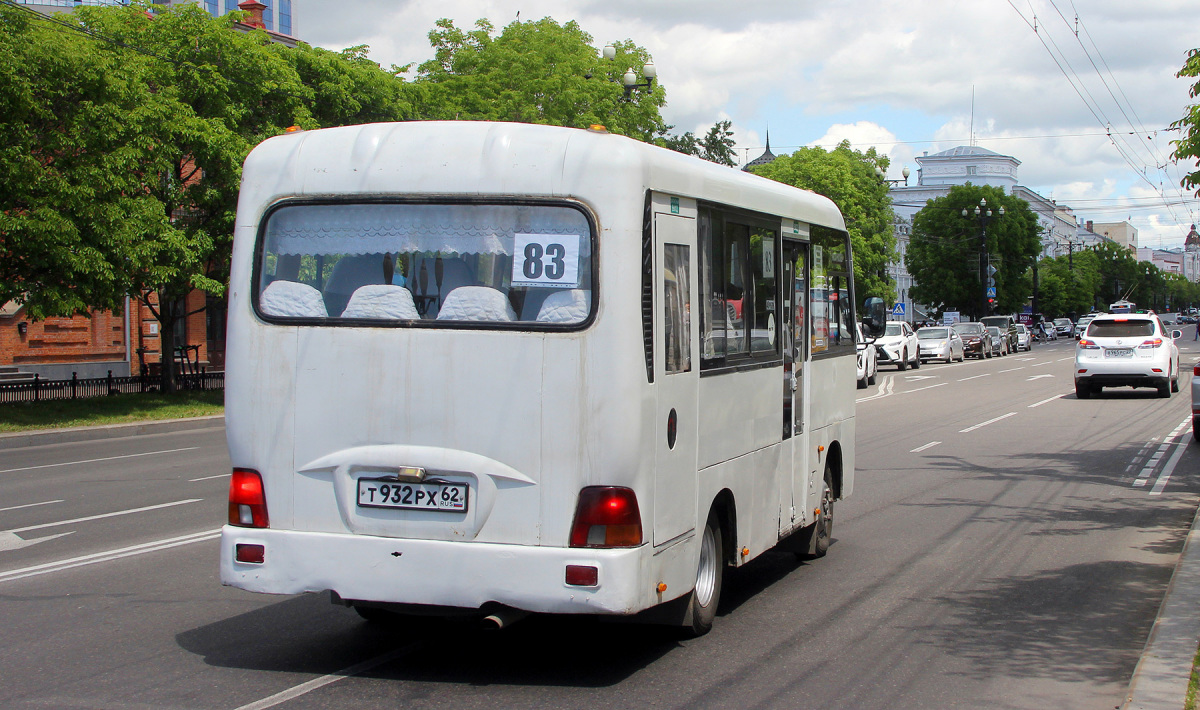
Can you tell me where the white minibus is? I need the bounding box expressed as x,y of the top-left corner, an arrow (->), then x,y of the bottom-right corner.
221,121 -> 885,636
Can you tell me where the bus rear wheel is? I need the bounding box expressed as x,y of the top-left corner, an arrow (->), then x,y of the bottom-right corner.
683,511 -> 724,637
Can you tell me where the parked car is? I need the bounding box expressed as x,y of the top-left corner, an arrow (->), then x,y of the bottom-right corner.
917,325 -> 965,363
1075,313 -> 1182,399
980,315 -> 1019,353
1053,317 -> 1074,339
1015,323 -> 1033,351
953,321 -> 993,359
875,320 -> 921,371
856,321 -> 878,389
985,326 -> 1008,356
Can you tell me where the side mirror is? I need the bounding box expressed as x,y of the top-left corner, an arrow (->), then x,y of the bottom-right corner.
1172,329 -> 1183,340
862,297 -> 887,338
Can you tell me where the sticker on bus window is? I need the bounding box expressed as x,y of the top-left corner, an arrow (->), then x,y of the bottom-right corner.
511,234 -> 581,288
762,237 -> 775,278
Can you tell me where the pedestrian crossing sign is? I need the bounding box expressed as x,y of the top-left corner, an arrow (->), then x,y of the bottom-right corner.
891,303 -> 906,317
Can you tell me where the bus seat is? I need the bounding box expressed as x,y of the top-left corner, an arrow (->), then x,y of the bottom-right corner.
341,285 -> 420,319
260,280 -> 328,318
535,289 -> 591,323
324,254 -> 399,316
436,286 -> 517,321
411,256 -> 476,309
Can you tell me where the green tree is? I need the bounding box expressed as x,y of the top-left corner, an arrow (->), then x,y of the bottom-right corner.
658,119 -> 737,166
749,141 -> 897,303
1171,48 -> 1200,195
413,18 -> 666,140
905,184 -> 1040,320
1027,252 -> 1100,318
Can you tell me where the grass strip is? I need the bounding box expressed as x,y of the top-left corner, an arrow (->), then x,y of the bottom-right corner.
0,390 -> 223,433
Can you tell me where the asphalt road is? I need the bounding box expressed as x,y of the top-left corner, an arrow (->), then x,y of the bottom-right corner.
1,337 -> 1198,710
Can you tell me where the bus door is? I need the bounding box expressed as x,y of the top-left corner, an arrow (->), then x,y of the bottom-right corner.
652,200 -> 699,546
782,239 -> 809,529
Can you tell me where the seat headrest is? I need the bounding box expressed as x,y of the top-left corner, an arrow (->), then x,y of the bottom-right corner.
260,280 -> 327,318
536,289 -> 591,323
436,286 -> 517,321
341,285 -> 419,319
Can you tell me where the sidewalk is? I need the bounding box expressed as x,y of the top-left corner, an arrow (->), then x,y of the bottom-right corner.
0,414 -> 224,450
1124,463 -> 1200,710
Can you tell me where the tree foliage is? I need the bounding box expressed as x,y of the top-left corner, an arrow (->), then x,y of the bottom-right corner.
412,17 -> 666,140
749,141 -> 897,303
1171,48 -> 1200,196
659,120 -> 738,167
904,184 -> 1041,320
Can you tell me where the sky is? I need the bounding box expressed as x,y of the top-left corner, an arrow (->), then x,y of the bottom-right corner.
295,0 -> 1200,250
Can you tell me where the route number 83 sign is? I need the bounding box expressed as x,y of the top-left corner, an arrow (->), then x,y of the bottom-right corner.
511,233 -> 581,288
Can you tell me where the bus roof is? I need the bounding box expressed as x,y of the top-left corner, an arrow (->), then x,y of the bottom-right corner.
239,121 -> 846,232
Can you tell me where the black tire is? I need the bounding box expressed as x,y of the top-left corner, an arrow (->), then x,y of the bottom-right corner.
353,604 -> 407,625
810,474 -> 834,559
897,349 -> 908,371
868,369 -> 876,386
1172,372 -> 1180,393
985,349 -> 992,359
1076,381 -> 1091,399
683,511 -> 724,637
857,371 -> 868,389
912,351 -> 921,369
1158,379 -> 1172,398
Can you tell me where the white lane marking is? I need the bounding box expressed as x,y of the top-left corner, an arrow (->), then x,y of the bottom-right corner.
910,441 -> 941,453
904,375 -> 937,381
0,529 -> 220,584
903,382 -> 949,394
1027,374 -> 1055,381
959,412 -> 1018,433
189,473 -> 231,482
233,645 -> 418,710
1032,361 -> 1054,367
958,373 -> 992,382
856,375 -> 895,403
4,499 -> 202,534
1135,418 -> 1190,488
1057,357 -> 1075,362
0,499 -> 63,513
0,530 -> 74,552
999,367 -> 1025,373
1151,423 -> 1193,495
0,447 -> 201,474
1028,392 -> 1071,408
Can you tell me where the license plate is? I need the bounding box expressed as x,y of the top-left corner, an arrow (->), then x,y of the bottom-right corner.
1104,348 -> 1133,358
357,478 -> 468,512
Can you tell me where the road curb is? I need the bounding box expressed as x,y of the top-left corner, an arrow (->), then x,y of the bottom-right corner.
0,415 -> 225,450
1123,459 -> 1200,710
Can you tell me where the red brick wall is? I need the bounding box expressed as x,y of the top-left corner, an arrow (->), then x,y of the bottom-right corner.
0,289 -> 219,372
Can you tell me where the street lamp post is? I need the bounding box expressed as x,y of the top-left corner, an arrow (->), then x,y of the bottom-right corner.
876,165 -> 911,187
595,44 -> 656,100
962,198 -> 1004,319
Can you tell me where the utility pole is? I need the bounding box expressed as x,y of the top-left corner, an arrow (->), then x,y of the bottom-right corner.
963,197 -> 1004,319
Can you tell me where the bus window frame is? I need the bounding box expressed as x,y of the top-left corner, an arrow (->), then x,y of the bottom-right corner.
249,196 -> 600,332
808,225 -> 857,362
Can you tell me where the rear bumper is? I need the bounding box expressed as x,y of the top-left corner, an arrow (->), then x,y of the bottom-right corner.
220,526 -> 689,615
1075,357 -> 1170,388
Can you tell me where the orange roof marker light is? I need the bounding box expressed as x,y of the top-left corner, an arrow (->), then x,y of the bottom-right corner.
284,125 -> 303,133
586,124 -> 608,133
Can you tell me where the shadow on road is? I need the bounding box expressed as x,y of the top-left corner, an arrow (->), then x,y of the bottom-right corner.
176,591 -> 688,688
925,559 -> 1169,684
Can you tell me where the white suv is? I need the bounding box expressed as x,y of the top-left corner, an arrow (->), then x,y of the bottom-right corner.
875,320 -> 921,371
1075,314 -> 1181,399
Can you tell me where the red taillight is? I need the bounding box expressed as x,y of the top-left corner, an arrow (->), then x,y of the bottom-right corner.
1079,339 -> 1099,349
1138,338 -> 1163,349
235,543 -> 265,564
565,565 -> 599,586
228,468 -> 269,528
1194,363 -> 1200,377
569,487 -> 642,548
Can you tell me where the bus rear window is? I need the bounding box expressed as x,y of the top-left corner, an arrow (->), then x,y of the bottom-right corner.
255,202 -> 595,327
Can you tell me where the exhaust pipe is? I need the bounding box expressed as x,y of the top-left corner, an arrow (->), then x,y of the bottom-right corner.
481,607 -> 530,631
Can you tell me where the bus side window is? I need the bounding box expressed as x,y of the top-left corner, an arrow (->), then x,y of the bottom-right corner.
663,244 -> 692,374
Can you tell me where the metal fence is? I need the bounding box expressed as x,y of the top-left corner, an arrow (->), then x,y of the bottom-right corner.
0,370 -> 224,405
